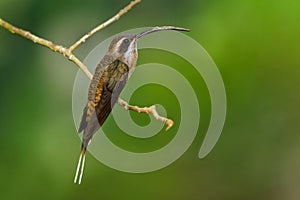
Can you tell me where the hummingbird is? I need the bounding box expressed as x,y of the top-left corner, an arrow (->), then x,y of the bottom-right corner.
73,26 -> 189,184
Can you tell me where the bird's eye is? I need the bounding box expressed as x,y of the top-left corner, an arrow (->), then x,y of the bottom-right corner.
123,39 -> 130,44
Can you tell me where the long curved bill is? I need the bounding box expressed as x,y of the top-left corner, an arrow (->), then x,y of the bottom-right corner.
135,26 -> 190,39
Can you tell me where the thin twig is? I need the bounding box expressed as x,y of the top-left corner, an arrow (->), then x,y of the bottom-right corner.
117,99 -> 174,130
0,0 -> 174,130
0,18 -> 93,80
69,0 -> 141,52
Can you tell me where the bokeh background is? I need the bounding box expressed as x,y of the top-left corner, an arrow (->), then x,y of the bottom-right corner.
1,0 -> 300,199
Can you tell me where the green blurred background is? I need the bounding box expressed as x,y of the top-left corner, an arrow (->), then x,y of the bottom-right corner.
1,0 -> 300,199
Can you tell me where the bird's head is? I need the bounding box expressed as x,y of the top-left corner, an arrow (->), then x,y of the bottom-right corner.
107,26 -> 190,68
108,34 -> 138,68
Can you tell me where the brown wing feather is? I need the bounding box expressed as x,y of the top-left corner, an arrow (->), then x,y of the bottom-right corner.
79,59 -> 129,147
78,55 -> 113,133
78,71 -> 109,134
95,65 -> 129,125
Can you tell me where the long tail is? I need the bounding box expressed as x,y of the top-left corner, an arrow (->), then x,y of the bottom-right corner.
74,144 -> 87,184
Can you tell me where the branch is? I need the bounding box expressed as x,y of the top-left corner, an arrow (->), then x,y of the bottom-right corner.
0,0 -> 174,131
0,18 -> 93,80
69,0 -> 141,52
117,99 -> 174,131
0,1 -> 141,79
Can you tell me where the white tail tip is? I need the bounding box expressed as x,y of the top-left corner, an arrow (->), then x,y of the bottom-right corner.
74,147 -> 86,184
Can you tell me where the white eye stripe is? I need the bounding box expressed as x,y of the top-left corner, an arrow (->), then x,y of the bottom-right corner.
116,38 -> 125,49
